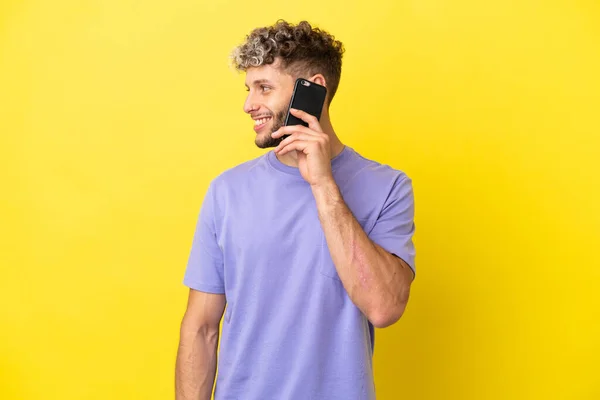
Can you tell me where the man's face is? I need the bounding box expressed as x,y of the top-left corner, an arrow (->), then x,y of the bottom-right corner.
244,60 -> 295,149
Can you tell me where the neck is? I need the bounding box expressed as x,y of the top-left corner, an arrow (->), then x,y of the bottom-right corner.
275,112 -> 345,168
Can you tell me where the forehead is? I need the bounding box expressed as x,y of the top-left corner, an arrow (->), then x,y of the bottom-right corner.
244,61 -> 293,86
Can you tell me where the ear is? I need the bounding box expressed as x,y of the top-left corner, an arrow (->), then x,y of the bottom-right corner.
309,73 -> 327,88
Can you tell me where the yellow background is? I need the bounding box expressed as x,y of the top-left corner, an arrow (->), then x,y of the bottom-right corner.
1,0 -> 599,399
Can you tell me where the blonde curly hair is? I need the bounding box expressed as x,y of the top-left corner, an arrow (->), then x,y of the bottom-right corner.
231,20 -> 345,101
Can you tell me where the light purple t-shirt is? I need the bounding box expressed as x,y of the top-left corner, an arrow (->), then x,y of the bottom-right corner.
183,145 -> 416,400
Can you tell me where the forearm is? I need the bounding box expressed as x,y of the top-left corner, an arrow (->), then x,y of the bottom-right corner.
175,325 -> 219,400
312,180 -> 412,328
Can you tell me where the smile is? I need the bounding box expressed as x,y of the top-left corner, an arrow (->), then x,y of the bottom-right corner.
253,116 -> 273,132
254,117 -> 272,126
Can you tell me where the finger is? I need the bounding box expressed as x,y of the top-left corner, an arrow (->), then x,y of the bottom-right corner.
271,124 -> 314,139
289,108 -> 322,132
274,133 -> 319,152
277,140 -> 311,156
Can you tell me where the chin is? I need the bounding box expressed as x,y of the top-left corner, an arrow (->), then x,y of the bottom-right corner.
253,112 -> 285,149
255,129 -> 280,149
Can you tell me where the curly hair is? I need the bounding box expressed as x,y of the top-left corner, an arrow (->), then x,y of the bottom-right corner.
231,20 -> 345,102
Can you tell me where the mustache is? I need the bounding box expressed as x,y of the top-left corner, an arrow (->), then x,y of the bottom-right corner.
252,112 -> 275,118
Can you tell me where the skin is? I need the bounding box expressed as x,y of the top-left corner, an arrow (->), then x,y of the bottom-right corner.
175,57 -> 414,399
175,290 -> 225,400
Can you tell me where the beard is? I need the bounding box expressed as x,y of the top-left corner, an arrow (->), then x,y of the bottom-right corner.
255,107 -> 287,149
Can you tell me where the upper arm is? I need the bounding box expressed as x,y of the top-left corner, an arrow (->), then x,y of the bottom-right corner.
368,174 -> 416,277
183,182 -> 226,294
181,289 -> 226,333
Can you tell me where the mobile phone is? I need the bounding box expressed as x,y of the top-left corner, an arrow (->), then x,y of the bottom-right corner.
283,78 -> 327,137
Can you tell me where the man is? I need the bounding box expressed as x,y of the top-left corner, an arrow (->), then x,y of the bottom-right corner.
175,20 -> 416,400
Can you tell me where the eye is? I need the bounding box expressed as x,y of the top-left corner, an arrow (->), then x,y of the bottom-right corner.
261,85 -> 271,93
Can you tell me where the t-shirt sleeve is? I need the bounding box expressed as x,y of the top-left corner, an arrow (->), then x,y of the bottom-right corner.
368,174 -> 416,276
183,182 -> 225,294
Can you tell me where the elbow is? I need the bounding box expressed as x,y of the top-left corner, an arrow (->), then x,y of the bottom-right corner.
180,316 -> 219,341
368,274 -> 412,328
368,302 -> 407,328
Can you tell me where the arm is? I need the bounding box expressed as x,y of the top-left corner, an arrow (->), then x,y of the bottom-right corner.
175,289 -> 226,400
312,181 -> 415,328
270,108 -> 415,328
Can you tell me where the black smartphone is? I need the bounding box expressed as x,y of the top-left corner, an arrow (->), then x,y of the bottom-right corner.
283,78 -> 327,137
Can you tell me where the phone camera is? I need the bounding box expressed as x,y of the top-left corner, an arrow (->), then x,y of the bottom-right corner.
301,80 -> 310,87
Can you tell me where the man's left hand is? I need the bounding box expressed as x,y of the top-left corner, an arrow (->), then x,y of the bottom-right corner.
271,108 -> 334,187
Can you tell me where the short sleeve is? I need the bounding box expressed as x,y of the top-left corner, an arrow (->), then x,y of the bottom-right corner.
183,182 -> 225,294
368,174 -> 416,276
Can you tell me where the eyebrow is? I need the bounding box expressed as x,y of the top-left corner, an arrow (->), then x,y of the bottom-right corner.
244,79 -> 273,88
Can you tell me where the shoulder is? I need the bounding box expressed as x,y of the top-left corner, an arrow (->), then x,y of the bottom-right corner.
346,147 -> 412,190
198,153 -> 269,219
209,153 -> 268,192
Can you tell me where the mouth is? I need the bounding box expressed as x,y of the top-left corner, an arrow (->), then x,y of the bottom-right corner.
253,116 -> 273,132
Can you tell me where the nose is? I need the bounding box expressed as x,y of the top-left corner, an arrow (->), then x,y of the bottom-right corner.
243,94 -> 258,114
